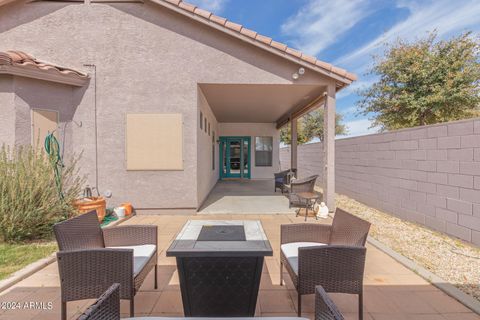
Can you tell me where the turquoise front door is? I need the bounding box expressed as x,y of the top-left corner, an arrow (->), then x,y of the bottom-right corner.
219,137 -> 251,179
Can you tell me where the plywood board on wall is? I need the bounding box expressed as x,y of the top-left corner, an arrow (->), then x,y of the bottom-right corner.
126,113 -> 183,170
32,109 -> 58,146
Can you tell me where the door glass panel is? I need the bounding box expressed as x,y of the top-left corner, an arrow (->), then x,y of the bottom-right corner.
243,139 -> 249,177
222,142 -> 227,176
229,140 -> 241,175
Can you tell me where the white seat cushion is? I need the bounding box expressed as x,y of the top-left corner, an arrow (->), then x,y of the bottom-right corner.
281,242 -> 326,275
107,244 -> 156,275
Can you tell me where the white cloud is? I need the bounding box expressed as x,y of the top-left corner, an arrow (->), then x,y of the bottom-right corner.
343,118 -> 377,137
281,0 -> 371,56
335,0 -> 480,71
187,0 -> 228,14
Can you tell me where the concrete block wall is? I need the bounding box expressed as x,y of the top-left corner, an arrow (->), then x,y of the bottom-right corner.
279,143 -> 324,185
280,118 -> 480,245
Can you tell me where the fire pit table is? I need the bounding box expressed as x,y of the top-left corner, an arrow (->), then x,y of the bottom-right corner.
166,220 -> 273,317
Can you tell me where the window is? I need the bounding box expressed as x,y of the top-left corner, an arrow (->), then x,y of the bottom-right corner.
126,114 -> 183,170
208,122 -> 210,136
204,118 -> 207,133
200,111 -> 203,130
32,109 -> 58,146
255,136 -> 273,167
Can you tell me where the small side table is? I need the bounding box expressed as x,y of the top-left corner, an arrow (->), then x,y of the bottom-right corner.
296,192 -> 320,221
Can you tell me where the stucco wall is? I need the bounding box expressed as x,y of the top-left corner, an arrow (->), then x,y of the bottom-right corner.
0,77 -> 14,147
219,122 -> 280,179
0,1 -> 329,210
280,118 -> 480,245
197,88 -> 219,208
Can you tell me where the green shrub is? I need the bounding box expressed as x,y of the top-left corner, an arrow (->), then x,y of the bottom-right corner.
0,144 -> 84,242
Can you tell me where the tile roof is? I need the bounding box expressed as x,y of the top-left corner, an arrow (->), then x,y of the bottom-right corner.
0,50 -> 88,80
156,0 -> 357,84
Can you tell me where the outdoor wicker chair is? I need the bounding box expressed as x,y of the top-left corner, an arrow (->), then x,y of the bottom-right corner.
315,285 -> 344,320
54,211 -> 158,320
274,168 -> 297,193
77,283 -> 120,320
280,208 -> 371,319
288,175 -> 318,208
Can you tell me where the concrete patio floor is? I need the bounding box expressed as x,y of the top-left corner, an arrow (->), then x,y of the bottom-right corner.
199,180 -> 297,214
0,214 -> 477,320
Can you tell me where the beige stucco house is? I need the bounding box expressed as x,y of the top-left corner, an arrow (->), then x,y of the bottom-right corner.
0,0 -> 355,213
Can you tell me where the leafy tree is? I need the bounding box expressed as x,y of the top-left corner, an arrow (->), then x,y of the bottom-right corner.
280,109 -> 348,145
357,31 -> 480,131
280,120 -> 309,145
303,109 -> 348,141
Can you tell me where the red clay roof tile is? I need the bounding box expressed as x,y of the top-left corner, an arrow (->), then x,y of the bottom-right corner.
255,34 -> 272,45
270,41 -> 288,52
209,14 -> 227,26
178,1 -> 196,12
240,27 -> 257,39
285,47 -> 302,58
225,21 -> 242,32
0,50 -> 88,83
194,7 -> 212,19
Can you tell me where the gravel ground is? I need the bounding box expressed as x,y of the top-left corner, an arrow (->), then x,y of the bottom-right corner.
326,190 -> 480,302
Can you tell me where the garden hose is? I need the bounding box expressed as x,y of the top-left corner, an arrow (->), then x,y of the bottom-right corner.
44,132 -> 64,200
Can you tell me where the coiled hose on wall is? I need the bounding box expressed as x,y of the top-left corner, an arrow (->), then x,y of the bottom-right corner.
44,132 -> 64,200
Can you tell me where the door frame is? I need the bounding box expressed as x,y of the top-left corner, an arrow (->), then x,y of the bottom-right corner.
219,136 -> 251,179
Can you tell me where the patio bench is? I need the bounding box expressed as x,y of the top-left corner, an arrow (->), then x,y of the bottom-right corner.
274,168 -> 297,193
280,208 -> 370,319
54,211 -> 158,320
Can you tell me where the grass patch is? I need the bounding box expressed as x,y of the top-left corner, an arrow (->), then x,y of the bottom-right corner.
0,241 -> 57,280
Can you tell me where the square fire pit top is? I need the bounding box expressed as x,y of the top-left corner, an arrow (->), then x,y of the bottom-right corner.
166,220 -> 272,257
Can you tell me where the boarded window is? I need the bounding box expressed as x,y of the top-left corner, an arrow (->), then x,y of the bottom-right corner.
126,114 -> 183,170
32,109 -> 58,146
255,136 -> 273,167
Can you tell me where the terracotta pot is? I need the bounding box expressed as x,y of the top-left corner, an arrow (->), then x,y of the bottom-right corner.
120,202 -> 133,216
73,197 -> 107,222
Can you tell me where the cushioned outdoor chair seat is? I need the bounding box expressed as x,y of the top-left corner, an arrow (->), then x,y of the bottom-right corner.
281,242 -> 326,274
107,244 -> 156,275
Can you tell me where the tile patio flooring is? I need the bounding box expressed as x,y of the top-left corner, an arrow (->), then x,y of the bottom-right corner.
0,214 -> 477,320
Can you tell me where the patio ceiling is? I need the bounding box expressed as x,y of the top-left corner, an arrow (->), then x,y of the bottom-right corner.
199,83 -> 326,123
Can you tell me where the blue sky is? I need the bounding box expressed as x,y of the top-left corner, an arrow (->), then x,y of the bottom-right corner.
189,0 -> 480,137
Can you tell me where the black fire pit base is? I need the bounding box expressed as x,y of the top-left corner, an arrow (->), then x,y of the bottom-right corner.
176,256 -> 264,317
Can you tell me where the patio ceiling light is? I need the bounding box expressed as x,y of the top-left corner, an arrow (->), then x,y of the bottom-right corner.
292,73 -> 299,80
298,67 -> 305,75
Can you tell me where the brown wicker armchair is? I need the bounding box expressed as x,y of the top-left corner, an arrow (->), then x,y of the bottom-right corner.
280,208 -> 371,319
54,211 -> 158,320
288,175 -> 319,208
77,283 -> 120,320
315,285 -> 344,320
274,168 -> 297,193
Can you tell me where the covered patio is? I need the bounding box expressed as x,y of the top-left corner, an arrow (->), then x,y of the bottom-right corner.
199,80 -> 342,213
198,179 -> 297,214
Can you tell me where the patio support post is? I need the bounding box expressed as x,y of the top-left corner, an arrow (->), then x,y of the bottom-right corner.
323,85 -> 336,212
291,116 -> 298,170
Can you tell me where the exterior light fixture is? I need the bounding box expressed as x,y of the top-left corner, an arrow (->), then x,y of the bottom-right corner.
298,67 -> 305,75
292,73 -> 299,80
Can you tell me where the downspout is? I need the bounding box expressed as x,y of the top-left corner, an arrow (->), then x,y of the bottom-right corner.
83,64 -> 100,196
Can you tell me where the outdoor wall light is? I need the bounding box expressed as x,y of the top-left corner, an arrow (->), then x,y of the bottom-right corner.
292,67 -> 305,80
